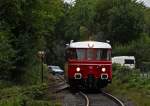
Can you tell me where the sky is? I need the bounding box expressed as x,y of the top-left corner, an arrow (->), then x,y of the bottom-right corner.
64,0 -> 150,7
64,0 -> 75,4
137,0 -> 150,7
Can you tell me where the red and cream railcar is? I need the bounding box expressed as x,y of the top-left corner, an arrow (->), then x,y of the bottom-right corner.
65,41 -> 112,89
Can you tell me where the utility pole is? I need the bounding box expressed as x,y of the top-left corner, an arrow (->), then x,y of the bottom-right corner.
38,51 -> 45,83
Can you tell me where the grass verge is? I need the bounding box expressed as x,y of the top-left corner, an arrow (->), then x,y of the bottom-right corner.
106,64 -> 150,106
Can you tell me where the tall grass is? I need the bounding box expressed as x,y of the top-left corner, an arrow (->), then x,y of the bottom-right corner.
107,64 -> 150,106
0,95 -> 55,106
0,84 -> 61,106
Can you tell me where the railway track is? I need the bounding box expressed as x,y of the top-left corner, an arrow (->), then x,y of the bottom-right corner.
101,91 -> 125,106
48,75 -> 69,93
79,91 -> 89,106
48,75 -> 125,106
77,91 -> 125,106
63,90 -> 125,106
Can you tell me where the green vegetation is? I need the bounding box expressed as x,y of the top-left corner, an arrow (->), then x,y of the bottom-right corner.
107,64 -> 150,106
0,0 -> 150,105
0,0 -> 149,84
0,84 -> 61,106
0,0 -> 65,83
113,35 -> 150,67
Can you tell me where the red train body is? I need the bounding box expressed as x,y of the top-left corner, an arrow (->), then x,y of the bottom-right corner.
65,41 -> 112,89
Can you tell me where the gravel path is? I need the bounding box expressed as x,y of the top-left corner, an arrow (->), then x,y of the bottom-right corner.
62,90 -> 85,106
47,74 -> 134,106
87,93 -> 118,106
55,90 -> 135,106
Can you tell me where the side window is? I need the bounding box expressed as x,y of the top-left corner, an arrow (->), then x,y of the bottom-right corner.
107,50 -> 111,60
101,49 -> 107,60
69,49 -> 77,59
76,49 -> 85,60
66,49 -> 77,60
125,59 -> 134,64
96,49 -> 111,60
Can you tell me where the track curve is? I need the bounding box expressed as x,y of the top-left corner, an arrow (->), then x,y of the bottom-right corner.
78,90 -> 125,106
48,74 -> 125,106
101,91 -> 125,106
79,91 -> 90,106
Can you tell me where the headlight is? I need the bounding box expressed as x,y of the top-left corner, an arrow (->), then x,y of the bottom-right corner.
101,67 -> 106,72
76,67 -> 80,72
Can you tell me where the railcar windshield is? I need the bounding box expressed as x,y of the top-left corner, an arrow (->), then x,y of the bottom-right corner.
66,48 -> 111,60
76,49 -> 85,60
87,49 -> 94,60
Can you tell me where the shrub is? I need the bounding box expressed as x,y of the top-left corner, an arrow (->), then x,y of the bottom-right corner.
0,84 -> 56,106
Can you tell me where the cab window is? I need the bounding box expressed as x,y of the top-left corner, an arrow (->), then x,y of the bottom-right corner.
76,49 -> 85,60
87,49 -> 94,60
66,49 -> 77,60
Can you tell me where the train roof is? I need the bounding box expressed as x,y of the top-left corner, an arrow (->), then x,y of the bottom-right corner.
69,41 -> 111,49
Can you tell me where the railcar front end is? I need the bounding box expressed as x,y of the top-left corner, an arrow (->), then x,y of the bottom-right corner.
65,41 -> 112,89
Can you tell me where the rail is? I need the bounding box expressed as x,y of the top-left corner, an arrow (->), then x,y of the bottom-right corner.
101,91 -> 125,106
77,90 -> 125,106
79,91 -> 89,106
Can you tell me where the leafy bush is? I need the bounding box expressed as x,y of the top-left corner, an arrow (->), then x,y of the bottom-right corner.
0,86 -> 21,99
112,64 -> 150,89
0,31 -> 15,80
140,62 -> 150,72
0,95 -> 57,106
26,100 -> 52,106
112,63 -> 135,83
113,35 -> 150,68
0,96 -> 23,106
0,83 -> 60,106
0,80 -> 13,89
108,64 -> 150,106
22,84 -> 48,100
23,62 -> 49,85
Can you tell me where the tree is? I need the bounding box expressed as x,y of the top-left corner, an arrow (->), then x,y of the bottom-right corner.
64,0 -> 97,41
144,8 -> 150,35
0,0 -> 47,83
94,0 -> 145,44
39,0 -> 65,66
0,31 -> 15,80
